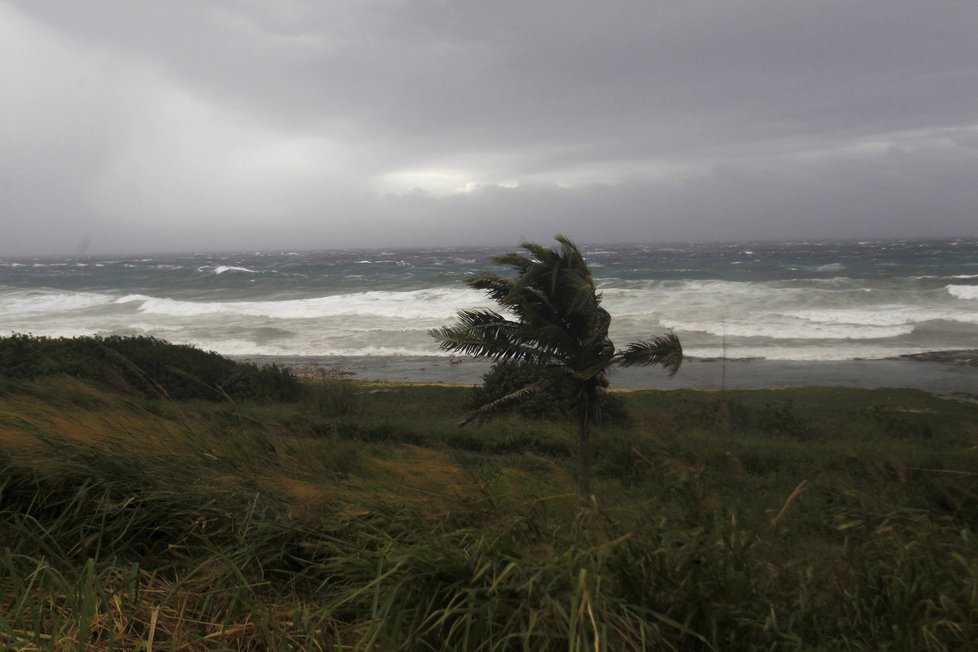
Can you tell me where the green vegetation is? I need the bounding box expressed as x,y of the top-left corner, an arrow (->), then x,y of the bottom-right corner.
430,236 -> 681,493
2,336 -> 978,649
473,360 -> 631,425
0,333 -> 301,402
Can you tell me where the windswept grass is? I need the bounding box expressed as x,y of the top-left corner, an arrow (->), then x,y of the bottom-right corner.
2,339 -> 978,649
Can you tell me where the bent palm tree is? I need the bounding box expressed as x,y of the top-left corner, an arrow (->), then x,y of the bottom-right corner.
429,235 -> 682,494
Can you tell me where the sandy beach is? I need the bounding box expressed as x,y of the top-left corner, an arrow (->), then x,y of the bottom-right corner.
235,352 -> 978,400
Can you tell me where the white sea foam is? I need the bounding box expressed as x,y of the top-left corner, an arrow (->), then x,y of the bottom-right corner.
682,344 -> 935,362
115,294 -> 153,304
203,338 -> 439,357
0,290 -> 114,315
605,280 -> 978,343
113,288 -> 489,322
947,284 -> 978,300
603,280 -> 859,318
780,308 -> 918,328
665,318 -> 915,340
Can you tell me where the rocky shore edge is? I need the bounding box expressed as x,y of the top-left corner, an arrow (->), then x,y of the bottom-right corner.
891,350 -> 978,366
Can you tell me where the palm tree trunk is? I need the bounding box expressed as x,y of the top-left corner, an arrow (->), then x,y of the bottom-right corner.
578,398 -> 591,495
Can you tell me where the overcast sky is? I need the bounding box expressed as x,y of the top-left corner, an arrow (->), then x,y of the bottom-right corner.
2,1 -> 977,255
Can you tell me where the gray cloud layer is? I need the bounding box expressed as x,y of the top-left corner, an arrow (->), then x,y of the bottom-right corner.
2,1 -> 977,255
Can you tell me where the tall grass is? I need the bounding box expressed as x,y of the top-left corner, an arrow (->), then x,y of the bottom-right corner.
3,352 -> 978,648
4,441 -> 978,649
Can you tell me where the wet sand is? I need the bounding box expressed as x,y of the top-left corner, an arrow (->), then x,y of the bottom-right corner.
235,352 -> 978,400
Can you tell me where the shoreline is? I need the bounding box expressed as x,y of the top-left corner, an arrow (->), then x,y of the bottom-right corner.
234,351 -> 978,400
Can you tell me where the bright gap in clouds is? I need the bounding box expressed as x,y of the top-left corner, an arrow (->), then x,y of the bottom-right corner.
380,169 -> 520,196
379,158 -> 702,196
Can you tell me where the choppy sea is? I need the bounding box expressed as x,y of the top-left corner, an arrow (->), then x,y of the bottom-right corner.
2,239 -> 977,363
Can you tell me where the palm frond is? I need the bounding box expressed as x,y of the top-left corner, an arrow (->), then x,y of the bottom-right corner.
490,252 -> 534,273
458,380 -> 544,426
614,331 -> 683,375
427,309 -> 516,354
569,338 -> 616,380
520,241 -> 558,264
428,309 -> 560,365
556,268 -> 598,315
504,284 -> 560,326
466,273 -> 515,303
553,234 -> 580,256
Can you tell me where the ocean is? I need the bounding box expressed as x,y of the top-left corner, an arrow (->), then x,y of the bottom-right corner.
2,239 -> 977,365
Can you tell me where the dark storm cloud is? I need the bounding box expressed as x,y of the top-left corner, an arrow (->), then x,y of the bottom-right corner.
2,0 -> 977,254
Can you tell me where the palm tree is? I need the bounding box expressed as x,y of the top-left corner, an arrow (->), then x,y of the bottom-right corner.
429,235 -> 682,494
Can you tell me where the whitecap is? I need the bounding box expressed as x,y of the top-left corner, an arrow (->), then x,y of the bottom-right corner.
947,285 -> 978,301
0,290 -> 114,315
815,263 -> 845,272
214,265 -> 257,274
116,288 -> 489,322
114,294 -> 153,304
195,265 -> 258,274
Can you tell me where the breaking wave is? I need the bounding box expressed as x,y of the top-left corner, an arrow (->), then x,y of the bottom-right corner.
3,239 -> 978,360
947,284 -> 978,301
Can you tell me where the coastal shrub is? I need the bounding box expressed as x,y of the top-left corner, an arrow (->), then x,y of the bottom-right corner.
221,362 -> 301,402
0,333 -> 59,379
473,360 -> 630,424
0,334 -> 301,402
